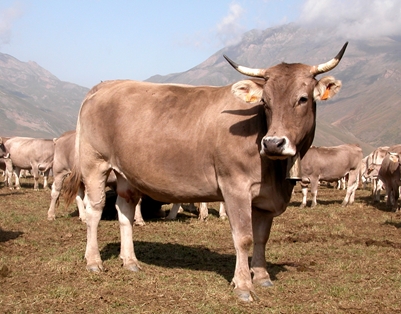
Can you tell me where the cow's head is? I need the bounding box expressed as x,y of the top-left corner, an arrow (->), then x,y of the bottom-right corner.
225,42 -> 347,160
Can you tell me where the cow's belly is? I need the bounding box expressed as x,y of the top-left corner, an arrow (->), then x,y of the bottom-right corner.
112,157 -> 221,203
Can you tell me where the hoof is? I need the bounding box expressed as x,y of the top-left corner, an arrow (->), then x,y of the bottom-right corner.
259,279 -> 273,287
47,216 -> 55,221
86,263 -> 103,272
234,289 -> 259,302
220,214 -> 228,220
124,263 -> 141,272
134,220 -> 146,226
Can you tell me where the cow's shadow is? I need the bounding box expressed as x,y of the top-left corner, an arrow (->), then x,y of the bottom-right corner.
0,227 -> 23,243
358,195 -> 395,213
101,241 -> 288,283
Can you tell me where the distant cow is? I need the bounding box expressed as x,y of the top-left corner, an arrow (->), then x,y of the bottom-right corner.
0,137 -> 13,186
378,144 -> 401,212
364,146 -> 389,201
4,137 -> 54,190
63,43 -> 347,301
165,202 -> 227,221
300,144 -> 363,207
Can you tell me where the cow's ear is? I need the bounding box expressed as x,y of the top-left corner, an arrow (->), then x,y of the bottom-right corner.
231,80 -> 263,104
314,76 -> 342,101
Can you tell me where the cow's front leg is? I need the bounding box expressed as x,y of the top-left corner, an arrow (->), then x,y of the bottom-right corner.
115,195 -> 141,271
251,208 -> 274,288
31,166 -> 40,190
300,184 -> 308,208
310,179 -> 319,207
224,197 -> 255,302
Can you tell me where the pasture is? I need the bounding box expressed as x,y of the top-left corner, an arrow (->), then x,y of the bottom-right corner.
0,177 -> 400,313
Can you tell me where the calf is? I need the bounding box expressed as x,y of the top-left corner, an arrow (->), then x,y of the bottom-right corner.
300,144 -> 363,207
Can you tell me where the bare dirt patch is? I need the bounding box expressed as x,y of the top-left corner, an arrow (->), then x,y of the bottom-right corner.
1,178 -> 401,313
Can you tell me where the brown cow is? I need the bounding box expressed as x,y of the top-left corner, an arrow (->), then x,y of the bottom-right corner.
378,144 -> 401,212
300,144 -> 363,207
4,137 -> 54,190
64,43 -> 348,301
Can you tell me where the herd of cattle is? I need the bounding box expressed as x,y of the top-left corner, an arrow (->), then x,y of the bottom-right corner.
2,43 -> 399,302
1,137 -> 400,216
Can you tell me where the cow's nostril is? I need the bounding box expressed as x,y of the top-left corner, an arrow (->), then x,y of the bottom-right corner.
276,138 -> 286,148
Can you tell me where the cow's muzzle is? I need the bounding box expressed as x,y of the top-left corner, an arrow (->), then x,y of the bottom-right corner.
261,136 -> 295,159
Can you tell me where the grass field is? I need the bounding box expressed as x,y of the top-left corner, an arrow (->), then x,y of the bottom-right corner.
0,178 -> 400,313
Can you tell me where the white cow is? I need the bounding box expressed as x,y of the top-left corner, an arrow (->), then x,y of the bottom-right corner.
4,137 -> 54,190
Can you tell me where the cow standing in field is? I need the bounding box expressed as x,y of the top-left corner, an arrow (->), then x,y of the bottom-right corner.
364,146 -> 389,201
378,144 -> 401,212
300,144 -> 363,208
4,137 -> 54,190
64,43 -> 348,301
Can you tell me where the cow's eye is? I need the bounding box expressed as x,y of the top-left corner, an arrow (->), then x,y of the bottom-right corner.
297,96 -> 308,106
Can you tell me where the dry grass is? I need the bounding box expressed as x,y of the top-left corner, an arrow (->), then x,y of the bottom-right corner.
1,177 -> 401,313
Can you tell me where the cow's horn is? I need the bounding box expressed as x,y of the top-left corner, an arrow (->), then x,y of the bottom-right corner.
223,55 -> 266,78
310,42 -> 348,76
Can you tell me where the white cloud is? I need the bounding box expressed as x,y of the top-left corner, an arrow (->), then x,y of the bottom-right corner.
299,0 -> 401,39
216,3 -> 246,46
0,2 -> 24,46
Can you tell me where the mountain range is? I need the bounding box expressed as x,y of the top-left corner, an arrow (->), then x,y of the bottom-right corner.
1,23 -> 400,155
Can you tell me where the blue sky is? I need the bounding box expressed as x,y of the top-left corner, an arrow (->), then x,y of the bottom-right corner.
1,0 -> 400,88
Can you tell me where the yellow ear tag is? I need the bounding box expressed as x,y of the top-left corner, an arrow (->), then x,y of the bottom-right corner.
321,88 -> 331,100
245,94 -> 259,103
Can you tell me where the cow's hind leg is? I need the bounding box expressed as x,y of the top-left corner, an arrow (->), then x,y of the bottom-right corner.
47,171 -> 68,220
300,184 -> 308,208
251,208 -> 274,289
134,198 -> 146,226
198,202 -> 208,221
82,162 -> 109,272
114,173 -> 141,271
342,170 -> 359,206
219,202 -> 227,220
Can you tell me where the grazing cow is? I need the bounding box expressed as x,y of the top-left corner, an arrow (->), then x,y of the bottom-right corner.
63,43 -> 347,301
4,137 -> 55,190
300,144 -> 363,208
365,146 -> 389,201
378,144 -> 401,212
165,202 -> 227,221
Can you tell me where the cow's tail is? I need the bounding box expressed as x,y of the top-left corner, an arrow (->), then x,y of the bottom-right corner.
63,119 -> 82,208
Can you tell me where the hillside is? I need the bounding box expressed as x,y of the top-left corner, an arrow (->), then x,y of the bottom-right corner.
0,53 -> 89,138
1,23 -> 400,155
147,24 -> 401,154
